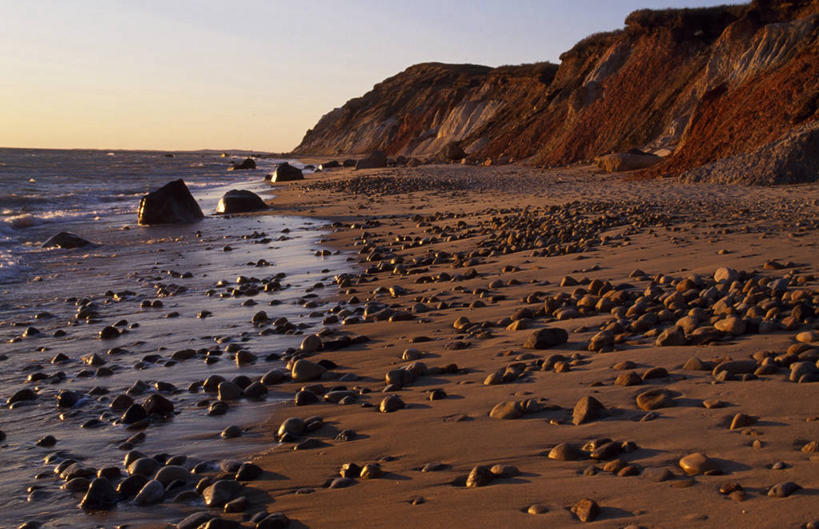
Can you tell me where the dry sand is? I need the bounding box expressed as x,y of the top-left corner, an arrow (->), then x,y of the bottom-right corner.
232,164 -> 819,529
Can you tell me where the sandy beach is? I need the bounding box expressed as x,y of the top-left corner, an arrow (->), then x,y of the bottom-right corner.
209,163 -> 819,529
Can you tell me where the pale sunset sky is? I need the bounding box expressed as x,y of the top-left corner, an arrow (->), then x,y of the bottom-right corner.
1,0 -> 738,152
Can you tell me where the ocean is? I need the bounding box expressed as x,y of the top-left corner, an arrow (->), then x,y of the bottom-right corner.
0,148 -> 348,528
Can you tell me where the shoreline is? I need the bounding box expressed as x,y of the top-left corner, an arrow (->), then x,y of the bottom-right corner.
4,160 -> 818,529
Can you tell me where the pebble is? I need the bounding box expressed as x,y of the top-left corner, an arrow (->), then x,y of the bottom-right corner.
291,359 -> 326,382
79,477 -> 117,510
572,396 -> 608,425
202,479 -> 242,507
678,453 -> 720,475
379,394 -> 405,413
767,481 -> 801,497
635,389 -> 676,411
133,479 -> 164,506
570,498 -> 600,522
465,465 -> 494,488
524,328 -> 569,349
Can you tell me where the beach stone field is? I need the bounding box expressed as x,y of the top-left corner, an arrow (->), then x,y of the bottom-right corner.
4,163 -> 819,529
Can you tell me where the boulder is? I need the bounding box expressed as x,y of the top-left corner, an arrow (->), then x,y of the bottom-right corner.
439,142 -> 466,161
572,396 -> 608,425
270,162 -> 304,182
355,151 -> 387,170
318,160 -> 340,170
229,158 -> 256,171
524,328 -> 569,349
42,232 -> 92,249
79,478 -> 117,510
137,179 -> 204,225
216,190 -> 267,214
596,151 -> 662,172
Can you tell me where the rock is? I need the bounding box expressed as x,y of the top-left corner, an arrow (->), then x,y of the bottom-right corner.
291,359 -> 325,382
300,335 -> 323,353
176,512 -> 215,529
790,361 -> 818,382
642,467 -> 674,482
201,518 -> 242,529
767,481 -> 801,497
465,465 -> 493,488
216,190 -> 267,214
570,498 -> 600,522
202,479 -> 242,507
42,232 -> 92,249
355,151 -> 387,170
117,475 -> 148,498
573,396 -> 608,425
679,453 -> 720,475
328,477 -> 355,489
379,394 -> 405,413
99,326 -> 120,339
796,330 -> 818,344
9,388 -> 37,404
524,328 -> 569,349
729,413 -> 758,430
294,390 -> 319,406
615,372 -> 642,386
223,496 -> 247,513
359,463 -> 382,479
243,381 -> 267,399
712,360 -> 757,378
256,513 -> 291,529
154,465 -> 190,486
221,425 -> 242,439
636,389 -> 676,411
714,316 -> 746,335
484,465 -> 516,480
527,503 -> 549,515
656,326 -> 686,346
489,400 -> 523,420
217,382 -> 241,401
79,477 -> 117,510
137,179 -> 204,225
128,457 -> 160,477
714,267 -> 738,283
230,157 -> 256,170
134,479 -> 164,506
144,393 -> 174,416
235,463 -> 263,481
548,442 -> 581,461
438,142 -> 466,161
278,417 -> 306,438
270,162 -> 303,182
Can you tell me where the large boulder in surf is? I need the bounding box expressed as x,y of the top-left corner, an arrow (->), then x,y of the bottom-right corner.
596,151 -> 662,172
228,157 -> 256,171
137,179 -> 204,225
216,190 -> 268,214
269,163 -> 304,183
42,232 -> 93,249
355,151 -> 387,170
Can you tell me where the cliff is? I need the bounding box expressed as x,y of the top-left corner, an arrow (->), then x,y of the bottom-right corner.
293,0 -> 819,183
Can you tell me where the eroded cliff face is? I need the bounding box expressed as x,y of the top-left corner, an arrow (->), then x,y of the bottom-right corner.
293,0 -> 819,180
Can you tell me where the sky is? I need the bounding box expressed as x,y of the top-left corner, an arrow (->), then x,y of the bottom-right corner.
0,0 -> 740,152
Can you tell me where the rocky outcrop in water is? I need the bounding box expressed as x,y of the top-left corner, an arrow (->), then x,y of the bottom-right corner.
216,190 -> 268,214
137,179 -> 205,225
294,1 -> 819,184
